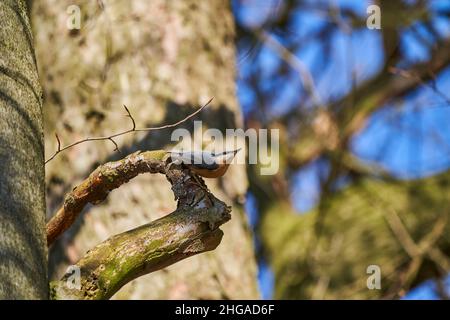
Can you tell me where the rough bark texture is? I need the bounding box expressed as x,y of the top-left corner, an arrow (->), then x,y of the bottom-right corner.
0,0 -> 48,299
33,0 -> 258,299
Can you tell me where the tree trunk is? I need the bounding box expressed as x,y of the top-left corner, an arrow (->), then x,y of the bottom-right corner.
0,0 -> 47,299
33,0 -> 258,299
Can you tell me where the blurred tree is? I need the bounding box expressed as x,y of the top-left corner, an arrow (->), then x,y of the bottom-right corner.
33,0 -> 258,299
234,0 -> 450,299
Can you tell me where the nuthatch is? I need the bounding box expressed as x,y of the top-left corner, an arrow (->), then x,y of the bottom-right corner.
167,149 -> 241,178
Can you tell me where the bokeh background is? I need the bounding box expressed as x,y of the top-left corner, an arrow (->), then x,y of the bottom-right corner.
232,0 -> 450,299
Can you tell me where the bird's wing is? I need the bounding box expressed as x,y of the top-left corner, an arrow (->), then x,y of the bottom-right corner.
169,151 -> 219,170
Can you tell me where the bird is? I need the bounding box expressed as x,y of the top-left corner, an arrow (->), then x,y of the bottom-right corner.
167,149 -> 241,178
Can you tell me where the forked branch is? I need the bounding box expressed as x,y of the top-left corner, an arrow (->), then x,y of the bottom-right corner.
48,149 -> 231,299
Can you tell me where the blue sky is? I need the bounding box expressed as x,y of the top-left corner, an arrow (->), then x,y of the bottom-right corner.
234,0 -> 450,300
403,274 -> 450,299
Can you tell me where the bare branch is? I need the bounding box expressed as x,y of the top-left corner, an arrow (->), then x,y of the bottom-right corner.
45,98 -> 213,164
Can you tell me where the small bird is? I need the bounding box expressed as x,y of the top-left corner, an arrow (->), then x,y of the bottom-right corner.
168,149 -> 241,178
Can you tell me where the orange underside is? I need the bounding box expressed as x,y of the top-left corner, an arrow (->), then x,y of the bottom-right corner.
188,164 -> 230,178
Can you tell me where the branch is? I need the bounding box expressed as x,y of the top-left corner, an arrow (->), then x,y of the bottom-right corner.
338,39 -> 450,138
45,98 -> 213,164
46,150 -> 166,245
49,150 -> 231,299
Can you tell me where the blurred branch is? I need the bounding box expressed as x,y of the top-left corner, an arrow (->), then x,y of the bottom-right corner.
45,98 -> 213,164
49,150 -> 231,299
384,207 -> 421,258
256,30 -> 324,108
368,192 -> 449,298
384,214 -> 448,299
389,66 -> 450,105
285,39 -> 450,170
338,39 -> 450,138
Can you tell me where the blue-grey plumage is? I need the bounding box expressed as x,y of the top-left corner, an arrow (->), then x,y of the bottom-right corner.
168,149 -> 241,178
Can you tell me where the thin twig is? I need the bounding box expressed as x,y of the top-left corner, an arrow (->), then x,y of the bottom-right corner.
54,133 -> 61,151
123,105 -> 136,130
45,98 -> 213,164
108,137 -> 121,155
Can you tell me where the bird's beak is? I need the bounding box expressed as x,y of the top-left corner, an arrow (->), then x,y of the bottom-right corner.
219,148 -> 241,164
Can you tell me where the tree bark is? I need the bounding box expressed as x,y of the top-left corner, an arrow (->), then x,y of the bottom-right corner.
0,0 -> 47,299
34,0 -> 258,299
